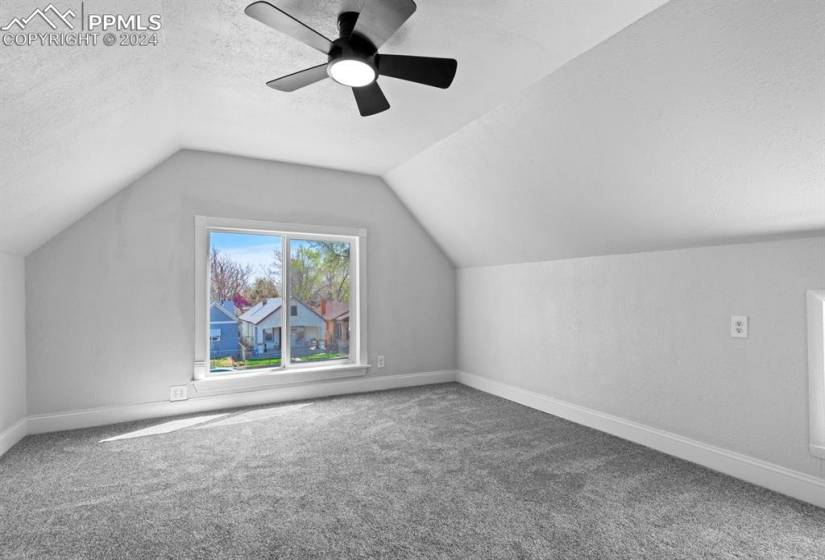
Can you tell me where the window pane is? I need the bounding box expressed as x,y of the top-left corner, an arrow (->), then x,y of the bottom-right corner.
209,231 -> 282,374
289,239 -> 351,364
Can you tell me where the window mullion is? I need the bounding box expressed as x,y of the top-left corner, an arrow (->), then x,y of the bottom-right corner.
281,235 -> 291,368
349,239 -> 357,364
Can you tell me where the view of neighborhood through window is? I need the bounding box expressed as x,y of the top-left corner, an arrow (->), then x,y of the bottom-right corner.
289,238 -> 351,365
208,230 -> 351,375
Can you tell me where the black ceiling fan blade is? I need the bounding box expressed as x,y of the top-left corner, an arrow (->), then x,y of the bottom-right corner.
245,1 -> 332,54
377,54 -> 457,89
351,0 -> 416,50
352,82 -> 390,116
267,63 -> 329,92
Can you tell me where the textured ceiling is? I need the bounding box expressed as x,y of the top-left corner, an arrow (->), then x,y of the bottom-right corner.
0,0 -> 667,255
0,0 -> 176,256
386,0 -> 825,267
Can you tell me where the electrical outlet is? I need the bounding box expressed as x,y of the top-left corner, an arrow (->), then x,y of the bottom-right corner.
376,355 -> 385,368
170,385 -> 188,402
731,315 -> 748,338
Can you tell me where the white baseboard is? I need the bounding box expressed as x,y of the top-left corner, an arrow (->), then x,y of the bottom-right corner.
25,370 -> 457,436
0,418 -> 27,459
457,370 -> 825,509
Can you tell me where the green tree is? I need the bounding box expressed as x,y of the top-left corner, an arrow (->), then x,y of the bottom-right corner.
289,241 -> 351,306
245,277 -> 279,304
289,244 -> 323,304
264,247 -> 283,294
318,241 -> 350,303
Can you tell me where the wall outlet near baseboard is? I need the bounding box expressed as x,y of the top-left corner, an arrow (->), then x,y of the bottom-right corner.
170,385 -> 188,401
731,315 -> 748,338
376,355 -> 385,368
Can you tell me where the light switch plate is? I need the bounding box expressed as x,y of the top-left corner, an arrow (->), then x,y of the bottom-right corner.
731,315 -> 748,338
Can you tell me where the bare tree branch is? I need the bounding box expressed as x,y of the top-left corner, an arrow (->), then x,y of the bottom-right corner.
210,248 -> 252,303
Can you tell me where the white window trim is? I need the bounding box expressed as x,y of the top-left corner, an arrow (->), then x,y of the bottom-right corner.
193,216 -> 369,391
808,290 -> 825,459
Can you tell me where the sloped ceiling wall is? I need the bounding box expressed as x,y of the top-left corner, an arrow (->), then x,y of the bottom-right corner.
385,0 -> 825,267
0,0 -> 667,255
0,0 -> 177,256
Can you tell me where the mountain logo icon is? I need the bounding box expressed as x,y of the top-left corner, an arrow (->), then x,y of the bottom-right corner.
1,4 -> 76,31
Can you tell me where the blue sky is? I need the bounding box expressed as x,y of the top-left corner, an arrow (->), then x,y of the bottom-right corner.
209,232 -> 326,281
210,232 -> 348,281
210,231 -> 280,281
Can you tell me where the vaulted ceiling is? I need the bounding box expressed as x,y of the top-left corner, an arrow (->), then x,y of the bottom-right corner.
0,0 -> 667,255
386,0 -> 825,266
2,0 -> 822,266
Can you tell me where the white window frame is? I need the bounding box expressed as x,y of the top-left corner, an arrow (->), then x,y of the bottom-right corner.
193,216 -> 368,391
808,290 -> 825,459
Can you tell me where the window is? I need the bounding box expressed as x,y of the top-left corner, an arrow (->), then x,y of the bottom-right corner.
194,217 -> 365,382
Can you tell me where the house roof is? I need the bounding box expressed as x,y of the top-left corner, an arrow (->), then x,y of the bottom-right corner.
238,297 -> 325,325
211,300 -> 237,321
238,298 -> 283,325
218,299 -> 238,319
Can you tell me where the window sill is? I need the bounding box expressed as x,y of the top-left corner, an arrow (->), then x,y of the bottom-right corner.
192,363 -> 370,396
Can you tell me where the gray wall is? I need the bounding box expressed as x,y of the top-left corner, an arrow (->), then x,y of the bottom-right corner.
26,150 -> 456,415
459,236 -> 825,477
0,251 -> 26,433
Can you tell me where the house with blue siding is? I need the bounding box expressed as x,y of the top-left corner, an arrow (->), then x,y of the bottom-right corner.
209,300 -> 241,359
238,297 -> 326,358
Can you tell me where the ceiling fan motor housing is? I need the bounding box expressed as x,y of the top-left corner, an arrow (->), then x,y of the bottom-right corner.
327,12 -> 378,85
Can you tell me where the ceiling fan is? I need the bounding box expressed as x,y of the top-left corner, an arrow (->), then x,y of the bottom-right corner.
245,0 -> 458,117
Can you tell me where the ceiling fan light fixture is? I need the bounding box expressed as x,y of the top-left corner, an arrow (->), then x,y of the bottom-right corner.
246,0 -> 458,116
327,58 -> 377,87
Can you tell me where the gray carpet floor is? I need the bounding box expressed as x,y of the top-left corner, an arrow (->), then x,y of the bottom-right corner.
1,383 -> 824,559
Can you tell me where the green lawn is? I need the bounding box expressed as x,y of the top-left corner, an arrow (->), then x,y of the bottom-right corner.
292,352 -> 348,363
211,352 -> 346,372
210,356 -> 281,371
243,357 -> 282,368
